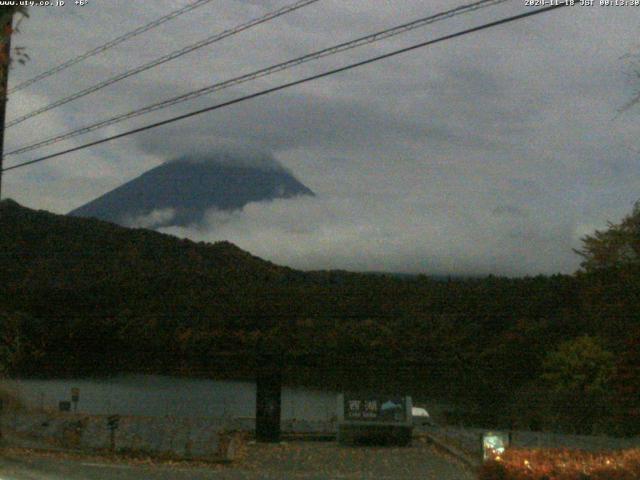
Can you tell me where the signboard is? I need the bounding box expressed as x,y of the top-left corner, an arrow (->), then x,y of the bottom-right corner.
482,431 -> 510,461
343,395 -> 407,423
337,393 -> 413,446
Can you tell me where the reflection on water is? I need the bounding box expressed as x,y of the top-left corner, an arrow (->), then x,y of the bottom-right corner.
0,375 -> 338,421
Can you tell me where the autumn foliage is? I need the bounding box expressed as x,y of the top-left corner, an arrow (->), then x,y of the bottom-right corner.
1,199 -> 639,435
479,448 -> 640,480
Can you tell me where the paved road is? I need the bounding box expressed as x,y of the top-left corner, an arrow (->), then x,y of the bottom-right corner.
0,440 -> 475,480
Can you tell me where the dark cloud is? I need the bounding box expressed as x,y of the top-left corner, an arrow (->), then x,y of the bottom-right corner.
168,146 -> 288,171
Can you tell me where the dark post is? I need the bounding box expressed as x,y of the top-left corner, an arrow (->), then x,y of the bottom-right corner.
107,415 -> 119,452
255,357 -> 282,442
0,14 -> 12,200
71,387 -> 79,413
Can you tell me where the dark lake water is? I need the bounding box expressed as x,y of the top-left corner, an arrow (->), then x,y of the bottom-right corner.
0,375 -> 338,421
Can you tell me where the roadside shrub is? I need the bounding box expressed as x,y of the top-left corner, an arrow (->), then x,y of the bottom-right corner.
478,448 -> 640,480
0,385 -> 26,412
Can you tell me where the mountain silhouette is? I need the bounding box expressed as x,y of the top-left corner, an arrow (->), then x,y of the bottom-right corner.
69,150 -> 314,228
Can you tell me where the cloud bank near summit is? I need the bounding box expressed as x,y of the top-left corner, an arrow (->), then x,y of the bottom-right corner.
160,187 -> 585,277
166,145 -> 291,172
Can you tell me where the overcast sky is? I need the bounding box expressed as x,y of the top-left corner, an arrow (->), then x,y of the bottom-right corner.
3,0 -> 639,275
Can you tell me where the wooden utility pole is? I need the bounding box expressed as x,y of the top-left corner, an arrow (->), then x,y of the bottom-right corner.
0,13 -> 12,200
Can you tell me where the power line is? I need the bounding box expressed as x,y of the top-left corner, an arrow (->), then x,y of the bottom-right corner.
5,0 -> 322,129
2,3 -> 570,174
7,0 -> 216,94
4,0 -> 510,158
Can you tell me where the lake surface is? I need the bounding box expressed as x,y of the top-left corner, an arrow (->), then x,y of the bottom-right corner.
0,375 -> 338,421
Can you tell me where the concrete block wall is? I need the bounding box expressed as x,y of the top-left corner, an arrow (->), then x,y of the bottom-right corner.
0,413 -> 243,461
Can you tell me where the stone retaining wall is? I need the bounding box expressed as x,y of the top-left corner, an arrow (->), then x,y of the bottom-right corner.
0,413 -> 244,461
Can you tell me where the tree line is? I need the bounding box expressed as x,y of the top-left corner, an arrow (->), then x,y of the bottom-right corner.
0,198 -> 638,436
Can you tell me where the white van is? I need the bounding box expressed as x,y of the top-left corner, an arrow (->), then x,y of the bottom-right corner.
411,407 -> 433,426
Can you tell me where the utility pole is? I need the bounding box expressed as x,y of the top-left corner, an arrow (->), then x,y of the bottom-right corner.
0,13 -> 12,200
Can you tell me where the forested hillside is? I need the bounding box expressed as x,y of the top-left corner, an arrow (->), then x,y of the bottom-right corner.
1,198 -> 638,436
